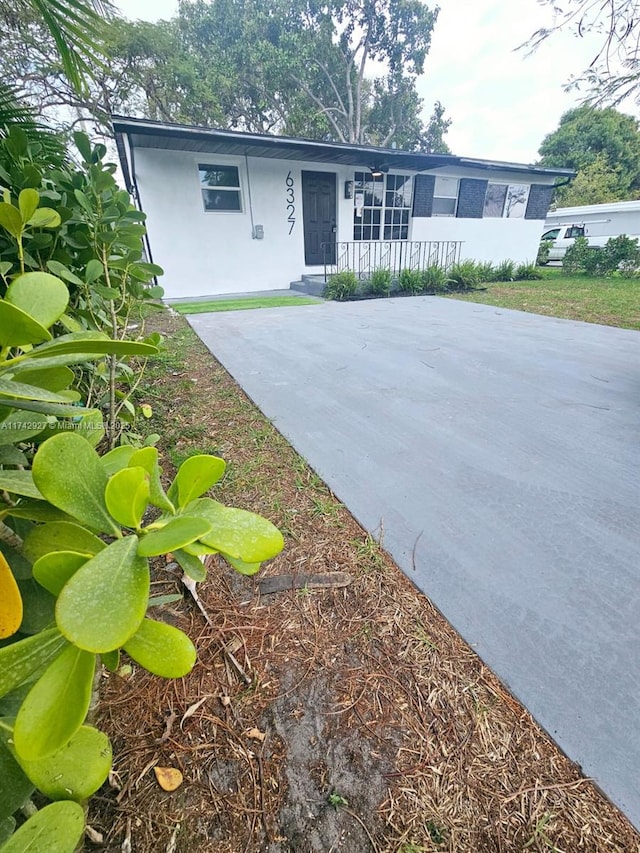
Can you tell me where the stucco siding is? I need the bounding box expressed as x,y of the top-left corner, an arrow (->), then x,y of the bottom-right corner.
134,147 -> 554,297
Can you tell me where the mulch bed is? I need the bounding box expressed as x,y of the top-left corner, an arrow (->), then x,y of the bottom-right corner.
89,310 -> 640,853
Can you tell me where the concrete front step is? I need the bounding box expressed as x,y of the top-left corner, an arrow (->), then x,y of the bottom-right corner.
290,276 -> 326,297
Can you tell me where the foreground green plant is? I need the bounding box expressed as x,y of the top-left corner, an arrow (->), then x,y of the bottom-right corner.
324,271 -> 358,300
0,434 -> 283,849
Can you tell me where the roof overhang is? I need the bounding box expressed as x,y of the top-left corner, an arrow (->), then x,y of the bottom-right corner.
112,116 -> 575,182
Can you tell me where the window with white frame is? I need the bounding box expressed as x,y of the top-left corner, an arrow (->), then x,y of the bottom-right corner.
353,172 -> 412,240
198,164 -> 242,212
432,177 -> 459,216
483,183 -> 529,218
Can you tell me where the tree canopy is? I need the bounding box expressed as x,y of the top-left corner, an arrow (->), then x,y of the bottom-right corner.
525,0 -> 640,106
0,0 -> 451,152
538,105 -> 640,206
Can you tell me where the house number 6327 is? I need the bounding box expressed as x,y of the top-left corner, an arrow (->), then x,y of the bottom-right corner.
286,171 -> 295,235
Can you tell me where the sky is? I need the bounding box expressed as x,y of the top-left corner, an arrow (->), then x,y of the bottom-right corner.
118,0 -> 637,164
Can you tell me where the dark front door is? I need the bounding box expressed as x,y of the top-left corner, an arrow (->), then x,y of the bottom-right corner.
302,171 -> 336,265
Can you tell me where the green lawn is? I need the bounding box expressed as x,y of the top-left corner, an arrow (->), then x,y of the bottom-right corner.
449,268 -> 640,330
171,295 -> 320,314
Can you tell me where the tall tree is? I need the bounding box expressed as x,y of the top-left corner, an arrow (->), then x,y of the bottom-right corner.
524,0 -> 640,106
538,105 -> 640,205
0,0 -> 451,152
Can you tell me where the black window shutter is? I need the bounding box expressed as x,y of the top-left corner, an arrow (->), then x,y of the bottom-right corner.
412,174 -> 435,217
525,184 -> 555,220
456,178 -> 488,218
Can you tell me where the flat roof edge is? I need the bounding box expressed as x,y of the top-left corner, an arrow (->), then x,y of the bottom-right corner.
111,115 -> 575,177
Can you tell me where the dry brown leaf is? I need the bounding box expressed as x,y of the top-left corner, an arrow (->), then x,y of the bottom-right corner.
153,766 -> 184,791
180,695 -> 212,729
246,727 -> 266,743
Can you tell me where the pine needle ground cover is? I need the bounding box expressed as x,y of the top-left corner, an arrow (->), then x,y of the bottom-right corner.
90,312 -> 640,853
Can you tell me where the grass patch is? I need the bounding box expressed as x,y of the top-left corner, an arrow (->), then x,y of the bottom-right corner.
448,267 -> 640,330
171,295 -> 320,314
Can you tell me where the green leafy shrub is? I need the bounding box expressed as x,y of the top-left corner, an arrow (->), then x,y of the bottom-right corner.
493,259 -> 516,281
476,261 -> 496,282
420,265 -> 449,293
324,271 -> 358,301
537,239 -> 552,266
368,267 -> 392,296
447,260 -> 481,291
602,234 -> 640,275
562,236 -> 601,275
398,268 -> 422,294
0,434 -> 283,848
0,127 -> 164,447
514,262 -> 542,280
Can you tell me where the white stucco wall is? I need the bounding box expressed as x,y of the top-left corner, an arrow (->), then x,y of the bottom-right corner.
135,148 -> 358,298
410,217 -> 545,264
133,146 -> 554,299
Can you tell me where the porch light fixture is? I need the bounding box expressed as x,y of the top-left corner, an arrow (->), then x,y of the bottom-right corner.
369,165 -> 389,177
344,180 -> 354,199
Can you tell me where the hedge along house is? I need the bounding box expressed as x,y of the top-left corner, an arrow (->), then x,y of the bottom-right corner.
113,116 -> 574,300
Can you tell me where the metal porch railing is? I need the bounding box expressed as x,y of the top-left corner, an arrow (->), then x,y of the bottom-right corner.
321,240 -> 464,282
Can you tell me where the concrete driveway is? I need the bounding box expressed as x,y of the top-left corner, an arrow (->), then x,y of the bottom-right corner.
190,296 -> 640,829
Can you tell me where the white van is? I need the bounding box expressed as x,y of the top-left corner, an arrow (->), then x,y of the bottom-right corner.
541,200 -> 640,260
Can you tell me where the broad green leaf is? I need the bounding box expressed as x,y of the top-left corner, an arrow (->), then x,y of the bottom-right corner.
15,366 -> 74,392
124,618 -> 197,678
45,261 -> 84,287
0,545 -> 30,580
32,433 -> 120,535
16,579 -> 55,635
0,818 -> 15,845
0,378 -> 73,404
0,471 -> 42,500
0,262 -> 12,278
14,645 -> 95,760
6,272 -> 69,329
0,628 -> 67,698
0,301 -> 51,347
0,398 -> 91,418
128,447 -> 174,513
0,800 -> 84,853
101,444 -> 136,476
101,649 -> 119,672
56,537 -> 149,653
174,548 -> 207,582
0,732 -> 33,823
85,259 -> 103,283
18,189 -> 39,224
137,517 -> 212,558
167,455 -> 226,508
73,132 -> 92,163
17,725 -> 112,802
188,498 -> 284,563
181,541 -> 218,557
0,411 -> 50,445
0,446 -> 27,466
105,467 -> 149,529
2,502 -> 71,523
32,551 -> 90,596
0,203 -> 22,239
23,522 -> 105,565
147,593 -> 182,608
0,552 -> 22,639
29,332 -> 157,359
26,208 -> 61,229
223,554 -> 262,576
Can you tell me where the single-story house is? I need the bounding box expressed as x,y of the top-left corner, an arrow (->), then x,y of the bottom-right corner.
113,116 -> 574,300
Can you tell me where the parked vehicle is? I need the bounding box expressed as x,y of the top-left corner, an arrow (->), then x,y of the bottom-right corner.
541,200 -> 640,261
